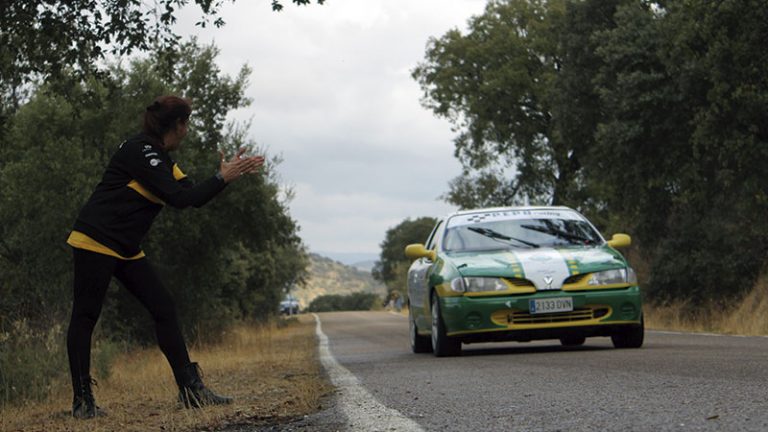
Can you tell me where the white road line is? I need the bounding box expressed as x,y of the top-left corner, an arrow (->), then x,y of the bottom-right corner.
313,313 -> 425,432
647,330 -> 768,338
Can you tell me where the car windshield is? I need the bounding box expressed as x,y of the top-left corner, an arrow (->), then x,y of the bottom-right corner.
442,209 -> 603,252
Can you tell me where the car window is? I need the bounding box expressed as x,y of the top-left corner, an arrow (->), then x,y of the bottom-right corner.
425,220 -> 443,251
443,209 -> 603,252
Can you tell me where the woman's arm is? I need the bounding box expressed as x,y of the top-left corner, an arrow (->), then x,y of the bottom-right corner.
127,144 -> 263,209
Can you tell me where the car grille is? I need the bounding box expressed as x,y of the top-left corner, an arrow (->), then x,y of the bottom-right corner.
491,306 -> 611,326
504,278 -> 534,287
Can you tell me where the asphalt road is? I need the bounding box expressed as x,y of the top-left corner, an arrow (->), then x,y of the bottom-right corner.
310,310 -> 768,432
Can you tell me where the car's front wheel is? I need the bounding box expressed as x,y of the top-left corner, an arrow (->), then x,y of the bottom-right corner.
611,316 -> 644,348
431,295 -> 461,357
409,305 -> 432,354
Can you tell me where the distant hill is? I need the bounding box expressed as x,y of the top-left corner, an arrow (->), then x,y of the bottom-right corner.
350,260 -> 377,272
289,253 -> 387,309
315,251 -> 379,266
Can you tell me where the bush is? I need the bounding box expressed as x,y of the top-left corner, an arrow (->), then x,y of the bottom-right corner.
0,319 -> 125,407
307,292 -> 382,312
0,321 -> 66,405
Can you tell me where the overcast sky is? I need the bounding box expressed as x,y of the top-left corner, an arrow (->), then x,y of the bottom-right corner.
176,0 -> 487,258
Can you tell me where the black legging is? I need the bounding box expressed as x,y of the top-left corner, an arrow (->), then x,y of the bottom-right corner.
66,248 -> 190,395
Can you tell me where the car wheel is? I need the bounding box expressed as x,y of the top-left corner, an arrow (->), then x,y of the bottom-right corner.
431,295 -> 461,357
611,315 -> 645,349
559,335 -> 586,347
409,306 -> 433,354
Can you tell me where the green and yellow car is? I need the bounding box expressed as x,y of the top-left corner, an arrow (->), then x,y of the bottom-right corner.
405,206 -> 643,356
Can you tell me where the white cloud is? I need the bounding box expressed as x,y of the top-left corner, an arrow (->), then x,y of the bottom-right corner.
290,182 -> 455,253
176,0 -> 487,253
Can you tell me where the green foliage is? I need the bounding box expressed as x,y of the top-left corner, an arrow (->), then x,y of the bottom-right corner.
0,40 -> 307,404
271,0 -> 325,12
415,0 -> 768,304
373,217 -> 437,282
0,321 -> 67,404
413,0 -> 625,208
373,217 -> 437,297
0,0 -> 325,98
592,0 -> 768,302
307,292 -> 382,313
92,340 -> 126,382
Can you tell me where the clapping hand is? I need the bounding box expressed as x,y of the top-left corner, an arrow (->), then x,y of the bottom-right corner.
218,148 -> 265,183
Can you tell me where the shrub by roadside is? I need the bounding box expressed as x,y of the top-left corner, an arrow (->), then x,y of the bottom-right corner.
307,292 -> 382,312
645,272 -> 768,335
0,321 -> 68,404
1,316 -> 330,432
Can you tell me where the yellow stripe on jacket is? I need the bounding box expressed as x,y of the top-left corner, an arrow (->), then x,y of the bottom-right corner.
67,231 -> 146,260
126,163 -> 188,205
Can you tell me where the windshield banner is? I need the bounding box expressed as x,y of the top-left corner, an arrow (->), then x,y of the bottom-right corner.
447,209 -> 584,228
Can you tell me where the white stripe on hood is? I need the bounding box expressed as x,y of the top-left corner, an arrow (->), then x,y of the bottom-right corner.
513,249 -> 570,291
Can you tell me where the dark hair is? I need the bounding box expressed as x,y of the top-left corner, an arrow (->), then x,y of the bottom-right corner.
143,95 -> 192,138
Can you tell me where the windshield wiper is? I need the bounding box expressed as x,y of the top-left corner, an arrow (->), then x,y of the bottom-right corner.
520,224 -> 594,245
467,227 -> 540,248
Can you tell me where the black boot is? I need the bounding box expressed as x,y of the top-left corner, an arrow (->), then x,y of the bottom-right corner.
72,376 -> 106,419
173,362 -> 233,408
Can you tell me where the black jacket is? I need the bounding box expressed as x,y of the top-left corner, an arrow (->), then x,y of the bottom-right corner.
71,133 -> 226,257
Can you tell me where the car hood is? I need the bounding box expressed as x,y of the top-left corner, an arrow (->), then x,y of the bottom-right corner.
446,246 -> 627,291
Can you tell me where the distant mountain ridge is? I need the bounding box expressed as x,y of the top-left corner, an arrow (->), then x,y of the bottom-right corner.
315,251 -> 379,266
350,260 -> 377,272
289,253 -> 386,308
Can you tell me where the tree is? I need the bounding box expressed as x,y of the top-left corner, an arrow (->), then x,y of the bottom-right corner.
373,217 -> 437,297
415,0 -> 768,305
0,0 -> 325,108
593,0 -> 768,302
0,40 -> 307,344
413,0 -> 559,207
413,0 -> 625,209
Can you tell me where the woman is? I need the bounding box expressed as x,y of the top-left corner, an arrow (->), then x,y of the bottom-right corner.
65,95 -> 263,419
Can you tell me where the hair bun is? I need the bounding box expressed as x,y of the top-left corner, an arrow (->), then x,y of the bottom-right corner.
146,101 -> 161,112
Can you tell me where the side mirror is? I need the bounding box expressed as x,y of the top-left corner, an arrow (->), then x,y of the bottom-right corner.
607,233 -> 631,249
404,243 -> 436,261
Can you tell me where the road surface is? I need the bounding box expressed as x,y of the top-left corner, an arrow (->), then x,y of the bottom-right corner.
305,310 -> 768,432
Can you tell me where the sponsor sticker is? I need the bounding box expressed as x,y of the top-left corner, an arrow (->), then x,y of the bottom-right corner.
149,158 -> 162,167
448,209 -> 583,228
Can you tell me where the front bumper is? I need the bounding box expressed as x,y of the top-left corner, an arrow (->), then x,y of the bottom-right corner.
440,286 -> 642,342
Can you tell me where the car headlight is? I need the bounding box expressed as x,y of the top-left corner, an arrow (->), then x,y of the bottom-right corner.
587,267 -> 637,286
450,277 -> 508,293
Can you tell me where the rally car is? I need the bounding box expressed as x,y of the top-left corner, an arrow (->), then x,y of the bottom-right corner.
405,206 -> 643,356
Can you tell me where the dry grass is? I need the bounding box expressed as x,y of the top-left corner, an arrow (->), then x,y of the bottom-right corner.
1,315 -> 331,432
645,272 -> 768,336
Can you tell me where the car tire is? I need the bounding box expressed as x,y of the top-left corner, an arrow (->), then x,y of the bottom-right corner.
611,316 -> 644,349
559,335 -> 586,346
409,306 -> 433,354
431,295 -> 461,357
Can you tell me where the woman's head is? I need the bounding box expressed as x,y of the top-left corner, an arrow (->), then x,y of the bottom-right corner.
143,95 -> 192,150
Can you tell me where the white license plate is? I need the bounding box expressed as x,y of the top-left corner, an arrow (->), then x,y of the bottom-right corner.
529,297 -> 573,314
